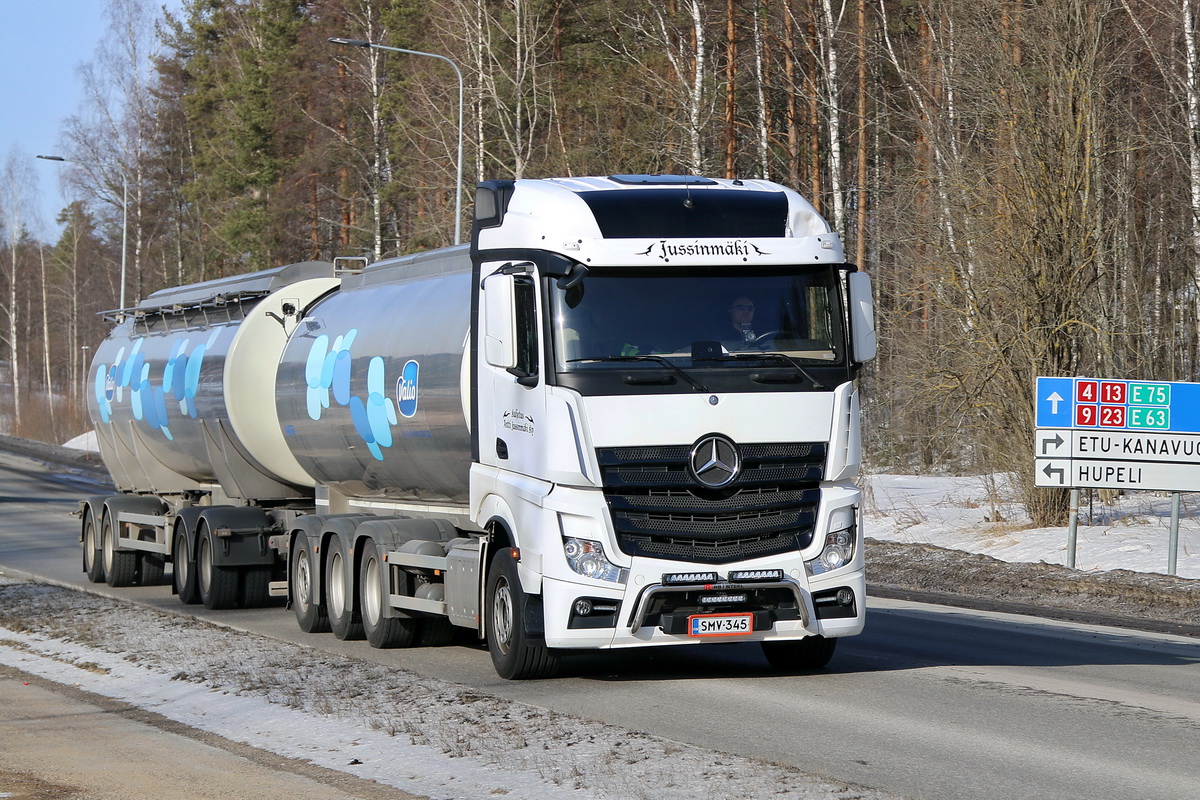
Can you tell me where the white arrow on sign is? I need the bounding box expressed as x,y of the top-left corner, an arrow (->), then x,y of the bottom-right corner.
1046,391 -> 1064,414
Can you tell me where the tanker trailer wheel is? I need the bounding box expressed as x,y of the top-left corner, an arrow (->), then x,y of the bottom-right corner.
359,539 -> 416,649
197,521 -> 239,610
326,537 -> 364,641
173,524 -> 200,604
485,548 -> 559,680
761,635 -> 837,672
102,512 -> 137,588
291,535 -> 329,633
82,511 -> 105,583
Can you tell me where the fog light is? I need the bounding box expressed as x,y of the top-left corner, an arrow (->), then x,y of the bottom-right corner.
574,598 -> 594,616
837,588 -> 854,606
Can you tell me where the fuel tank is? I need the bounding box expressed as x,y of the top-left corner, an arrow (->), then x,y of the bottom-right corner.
274,246 -> 473,505
88,261 -> 338,497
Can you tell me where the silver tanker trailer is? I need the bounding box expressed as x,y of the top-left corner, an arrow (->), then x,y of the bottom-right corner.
79,175 -> 876,679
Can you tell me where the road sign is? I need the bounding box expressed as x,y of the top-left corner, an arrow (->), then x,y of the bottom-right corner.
1035,376 -> 1200,433
1034,376 -> 1195,574
1035,456 -> 1200,492
1036,428 -> 1200,463
1035,377 -> 1074,428
1035,375 -> 1200,491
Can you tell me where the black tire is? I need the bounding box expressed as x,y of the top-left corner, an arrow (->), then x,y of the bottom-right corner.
486,548 -> 558,680
102,513 -> 137,588
291,535 -> 329,633
359,539 -> 417,649
82,512 -> 105,583
173,526 -> 200,605
139,553 -> 167,586
326,537 -> 364,641
239,565 -> 272,609
197,522 -> 239,610
761,635 -> 837,672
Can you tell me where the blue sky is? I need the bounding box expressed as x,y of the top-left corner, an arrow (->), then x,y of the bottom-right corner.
1,0 -> 178,240
2,0 -> 107,238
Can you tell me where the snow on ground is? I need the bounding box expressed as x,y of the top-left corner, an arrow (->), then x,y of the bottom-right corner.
0,579 -> 893,800
18,434 -> 1194,796
61,430 -> 97,451
863,473 -> 1200,580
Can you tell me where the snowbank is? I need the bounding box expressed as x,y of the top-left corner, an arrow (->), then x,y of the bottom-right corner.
864,474 -> 1199,580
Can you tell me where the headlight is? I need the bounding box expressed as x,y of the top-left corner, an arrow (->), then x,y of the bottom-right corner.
563,537 -> 625,583
806,527 -> 856,576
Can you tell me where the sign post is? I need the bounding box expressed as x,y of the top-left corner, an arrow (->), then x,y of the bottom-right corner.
1034,376 -> 1198,575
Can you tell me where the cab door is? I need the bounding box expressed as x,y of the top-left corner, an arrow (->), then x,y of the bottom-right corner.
477,263 -> 546,480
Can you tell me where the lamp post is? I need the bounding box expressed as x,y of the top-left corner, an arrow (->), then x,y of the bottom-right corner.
80,344 -> 91,412
37,154 -> 129,313
328,37 -> 465,246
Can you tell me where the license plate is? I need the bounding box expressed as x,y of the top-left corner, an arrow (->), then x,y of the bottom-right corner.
688,613 -> 753,637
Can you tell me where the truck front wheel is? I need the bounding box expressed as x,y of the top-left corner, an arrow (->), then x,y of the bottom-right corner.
486,548 -> 558,680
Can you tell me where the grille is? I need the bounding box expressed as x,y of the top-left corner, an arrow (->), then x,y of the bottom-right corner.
597,442 -> 825,564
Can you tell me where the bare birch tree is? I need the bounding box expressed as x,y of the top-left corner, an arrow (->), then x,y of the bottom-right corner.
324,1 -> 396,260
815,0 -> 848,231
0,147 -> 39,433
613,0 -> 718,174
1120,0 -> 1200,365
444,0 -> 557,179
60,0 -> 161,306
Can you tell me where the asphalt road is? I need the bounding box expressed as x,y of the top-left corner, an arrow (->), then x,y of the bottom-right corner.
1,448 -> 1199,800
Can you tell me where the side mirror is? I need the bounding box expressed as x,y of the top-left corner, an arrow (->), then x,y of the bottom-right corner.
848,272 -> 877,363
483,273 -> 517,369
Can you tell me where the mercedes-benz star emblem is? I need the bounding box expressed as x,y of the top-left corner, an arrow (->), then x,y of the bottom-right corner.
689,434 -> 741,488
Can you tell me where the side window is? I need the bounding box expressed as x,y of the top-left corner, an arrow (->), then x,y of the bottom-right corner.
513,276 -> 538,380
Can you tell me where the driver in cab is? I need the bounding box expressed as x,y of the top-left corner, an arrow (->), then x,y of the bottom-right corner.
728,296 -> 757,346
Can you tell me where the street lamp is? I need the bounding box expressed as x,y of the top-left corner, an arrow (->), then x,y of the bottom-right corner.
80,344 -> 91,411
329,37 -> 465,246
37,154 -> 129,313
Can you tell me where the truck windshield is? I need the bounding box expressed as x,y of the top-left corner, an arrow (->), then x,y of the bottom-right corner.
549,265 -> 847,386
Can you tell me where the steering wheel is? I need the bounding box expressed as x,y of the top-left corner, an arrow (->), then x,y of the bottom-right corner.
751,330 -> 784,348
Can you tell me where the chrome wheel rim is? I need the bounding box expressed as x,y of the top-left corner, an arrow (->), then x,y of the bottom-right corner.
295,550 -> 313,611
199,537 -> 212,594
363,554 -> 382,626
493,577 -> 515,655
329,550 -> 346,612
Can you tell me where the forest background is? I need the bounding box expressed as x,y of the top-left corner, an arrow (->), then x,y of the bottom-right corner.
3,0 -> 1199,525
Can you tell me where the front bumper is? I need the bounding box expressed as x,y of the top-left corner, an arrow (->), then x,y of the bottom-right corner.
540,560 -> 865,649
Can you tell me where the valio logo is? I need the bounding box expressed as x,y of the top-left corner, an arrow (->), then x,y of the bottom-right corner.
396,360 -> 420,418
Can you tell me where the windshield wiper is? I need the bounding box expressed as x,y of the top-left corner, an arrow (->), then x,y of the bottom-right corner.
567,355 -> 709,392
713,352 -> 826,389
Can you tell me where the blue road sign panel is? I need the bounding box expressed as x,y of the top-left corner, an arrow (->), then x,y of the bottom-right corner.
1035,377 -> 1074,429
1035,376 -> 1200,434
